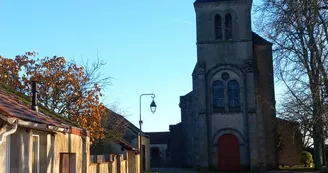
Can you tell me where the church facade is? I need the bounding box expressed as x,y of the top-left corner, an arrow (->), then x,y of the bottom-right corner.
178,0 -> 278,171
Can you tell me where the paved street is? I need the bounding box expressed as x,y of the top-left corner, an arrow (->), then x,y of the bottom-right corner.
152,168 -> 203,173
151,168 -> 321,173
151,167 -> 250,173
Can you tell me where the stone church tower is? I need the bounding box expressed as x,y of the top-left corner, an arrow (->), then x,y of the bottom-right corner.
179,0 -> 278,171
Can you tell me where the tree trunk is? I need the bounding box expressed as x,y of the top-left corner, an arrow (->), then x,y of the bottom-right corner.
325,152 -> 328,173
314,133 -> 323,170
323,142 -> 326,166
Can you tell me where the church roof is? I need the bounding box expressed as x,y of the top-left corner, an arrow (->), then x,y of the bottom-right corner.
145,132 -> 170,144
252,32 -> 272,45
194,0 -> 235,3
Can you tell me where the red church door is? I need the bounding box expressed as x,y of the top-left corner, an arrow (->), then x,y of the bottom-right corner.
218,134 -> 241,171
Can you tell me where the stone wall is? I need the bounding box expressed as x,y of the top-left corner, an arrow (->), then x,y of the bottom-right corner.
254,42 -> 279,169
211,113 -> 248,168
277,119 -> 303,166
89,154 -> 116,173
92,135 -> 150,173
167,123 -> 183,167
194,3 -> 253,69
149,144 -> 168,167
89,154 -> 133,173
180,92 -> 197,167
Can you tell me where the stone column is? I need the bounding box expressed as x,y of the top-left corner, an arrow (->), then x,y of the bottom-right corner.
256,99 -> 268,171
244,59 -> 260,171
192,61 -> 209,168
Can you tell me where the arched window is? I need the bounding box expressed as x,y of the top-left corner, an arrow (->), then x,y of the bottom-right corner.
213,81 -> 225,108
225,14 -> 232,40
228,80 -> 240,108
215,15 -> 222,40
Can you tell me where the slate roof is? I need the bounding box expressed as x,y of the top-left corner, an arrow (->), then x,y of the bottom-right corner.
108,110 -> 149,138
145,132 -> 170,144
252,32 -> 272,45
109,111 -> 139,134
195,0 -> 236,3
115,137 -> 139,152
0,83 -> 79,131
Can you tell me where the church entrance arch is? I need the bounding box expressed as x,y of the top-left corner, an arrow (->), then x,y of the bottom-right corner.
218,134 -> 240,171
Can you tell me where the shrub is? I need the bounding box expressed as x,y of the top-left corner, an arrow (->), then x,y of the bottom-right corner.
298,151 -> 313,167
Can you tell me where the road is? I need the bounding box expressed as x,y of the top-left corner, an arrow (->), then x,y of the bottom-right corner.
151,168 -> 321,173
151,168 -> 202,173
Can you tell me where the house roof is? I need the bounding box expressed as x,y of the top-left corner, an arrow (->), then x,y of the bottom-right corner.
108,109 -> 149,138
145,132 -> 170,144
0,83 -> 88,136
115,138 -> 139,152
109,110 -> 139,134
0,91 -> 66,128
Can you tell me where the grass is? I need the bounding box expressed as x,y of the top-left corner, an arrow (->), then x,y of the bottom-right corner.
278,165 -> 325,172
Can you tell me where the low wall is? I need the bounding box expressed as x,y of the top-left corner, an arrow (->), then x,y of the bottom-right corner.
89,164 -> 98,173
89,154 -> 129,173
120,160 -> 126,173
98,163 -> 112,173
89,162 -> 115,173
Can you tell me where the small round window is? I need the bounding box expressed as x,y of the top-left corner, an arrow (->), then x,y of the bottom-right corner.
221,72 -> 229,81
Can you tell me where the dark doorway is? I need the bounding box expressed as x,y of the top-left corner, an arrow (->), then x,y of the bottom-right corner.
151,147 -> 160,157
60,153 -> 76,173
60,154 -> 70,173
142,145 -> 146,171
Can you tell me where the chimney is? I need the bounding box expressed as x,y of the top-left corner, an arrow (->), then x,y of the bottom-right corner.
31,78 -> 38,112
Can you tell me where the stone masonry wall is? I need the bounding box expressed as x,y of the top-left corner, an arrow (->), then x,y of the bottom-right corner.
254,43 -> 279,169
180,92 -> 197,167
168,123 -> 183,167
277,119 -> 303,166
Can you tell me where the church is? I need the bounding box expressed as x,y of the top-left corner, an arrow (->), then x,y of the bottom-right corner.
147,0 -> 305,172
173,0 -> 278,171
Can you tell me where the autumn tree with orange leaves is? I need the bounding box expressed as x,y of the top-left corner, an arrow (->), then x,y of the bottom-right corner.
0,52 -> 124,144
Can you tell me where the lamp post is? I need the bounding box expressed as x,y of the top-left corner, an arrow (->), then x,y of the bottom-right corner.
139,93 -> 156,173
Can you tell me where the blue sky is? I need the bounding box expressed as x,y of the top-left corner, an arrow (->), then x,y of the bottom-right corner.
0,0 -> 279,132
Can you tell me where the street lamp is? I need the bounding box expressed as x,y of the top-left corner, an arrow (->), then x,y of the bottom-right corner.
150,99 -> 157,114
139,93 -> 156,173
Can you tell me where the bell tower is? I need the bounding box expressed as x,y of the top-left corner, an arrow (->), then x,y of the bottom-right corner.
194,0 -> 253,69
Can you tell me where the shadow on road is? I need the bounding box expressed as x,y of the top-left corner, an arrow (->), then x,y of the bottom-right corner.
152,167 -> 200,173
152,167 -> 322,173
